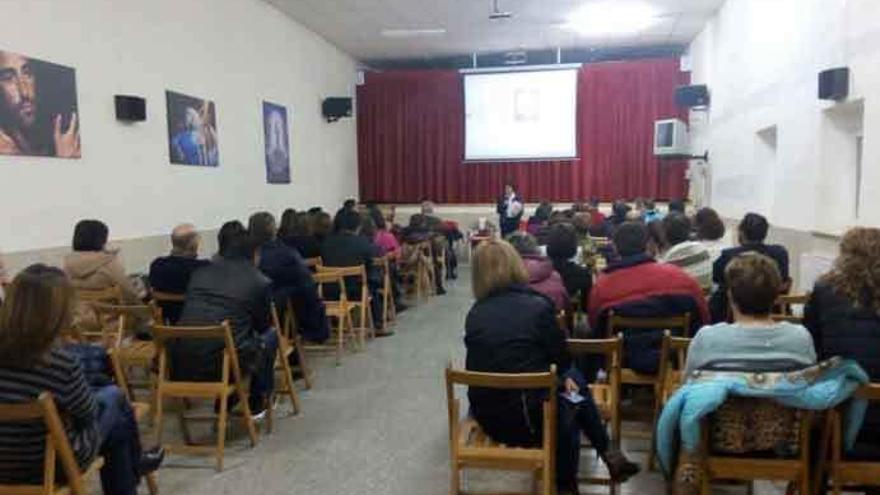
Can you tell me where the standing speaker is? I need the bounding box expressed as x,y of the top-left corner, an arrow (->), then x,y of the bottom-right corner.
114,95 -> 146,121
322,97 -> 352,122
675,85 -> 710,108
819,68 -> 849,101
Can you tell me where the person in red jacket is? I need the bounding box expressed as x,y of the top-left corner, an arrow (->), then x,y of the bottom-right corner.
589,222 -> 709,374
508,231 -> 570,312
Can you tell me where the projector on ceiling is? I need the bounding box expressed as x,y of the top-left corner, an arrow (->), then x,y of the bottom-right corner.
489,0 -> 512,20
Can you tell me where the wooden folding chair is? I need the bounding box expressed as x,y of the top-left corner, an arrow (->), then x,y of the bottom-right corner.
304,257 -> 322,270
699,400 -> 813,495
269,303 -> 302,425
567,337 -> 623,495
607,312 -> 691,470
150,291 -> 186,325
312,270 -> 357,365
152,322 -> 259,471
108,349 -> 159,495
400,241 -> 433,301
446,365 -> 558,495
278,299 -> 314,389
772,293 -> 811,324
318,265 -> 374,344
657,331 -> 691,407
816,383 -> 880,495
373,255 -> 397,329
0,393 -> 104,495
90,303 -> 157,404
73,286 -> 123,341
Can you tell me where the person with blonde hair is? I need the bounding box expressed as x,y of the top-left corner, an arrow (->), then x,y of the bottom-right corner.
465,239 -> 638,494
806,227 -> 880,457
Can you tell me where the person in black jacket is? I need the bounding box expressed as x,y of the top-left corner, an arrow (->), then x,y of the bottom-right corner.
465,239 -> 638,494
496,183 -> 524,238
320,209 -> 390,335
805,227 -> 880,457
148,223 -> 210,323
248,212 -> 330,344
710,212 -> 790,322
175,221 -> 278,416
546,223 -> 592,311
279,211 -> 321,260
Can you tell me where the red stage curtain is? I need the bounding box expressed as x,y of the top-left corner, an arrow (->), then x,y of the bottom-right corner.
356,59 -> 689,203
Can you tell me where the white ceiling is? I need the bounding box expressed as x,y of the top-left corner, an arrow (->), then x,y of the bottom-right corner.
264,0 -> 725,62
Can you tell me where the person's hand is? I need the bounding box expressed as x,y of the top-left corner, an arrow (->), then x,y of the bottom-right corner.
564,377 -> 580,395
53,113 -> 81,158
0,128 -> 21,155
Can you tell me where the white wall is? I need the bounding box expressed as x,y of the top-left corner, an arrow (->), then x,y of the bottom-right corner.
688,0 -> 880,235
0,0 -> 359,254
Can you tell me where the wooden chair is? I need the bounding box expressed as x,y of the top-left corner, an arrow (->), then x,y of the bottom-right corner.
278,300 -> 315,390
73,286 -> 123,340
311,270 -> 357,365
373,256 -> 397,329
150,291 -> 185,325
400,241 -> 433,301
269,303 -> 302,425
772,293 -> 810,323
152,322 -> 259,471
698,400 -> 813,495
817,383 -> 880,495
108,349 -> 159,495
446,365 -> 558,495
567,337 -> 623,495
0,393 -> 104,495
318,265 -> 374,344
90,303 -> 157,404
657,331 -> 692,406
304,257 -> 323,271
607,312 -> 691,470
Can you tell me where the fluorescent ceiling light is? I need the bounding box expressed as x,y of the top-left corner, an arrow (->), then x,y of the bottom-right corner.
564,1 -> 660,36
381,28 -> 446,38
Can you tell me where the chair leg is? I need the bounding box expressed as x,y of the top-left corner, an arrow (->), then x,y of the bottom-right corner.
542,462 -> 552,495
216,393 -> 228,472
277,345 -> 301,415
335,316 -> 344,366
235,383 -> 259,448
295,336 -> 314,390
145,471 -> 159,495
449,464 -> 460,495
648,388 -> 662,471
153,390 -> 165,447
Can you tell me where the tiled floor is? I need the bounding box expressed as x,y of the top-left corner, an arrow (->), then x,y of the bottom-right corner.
154,266 -> 791,495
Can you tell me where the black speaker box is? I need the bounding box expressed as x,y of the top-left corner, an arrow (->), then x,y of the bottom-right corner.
819,67 -> 849,101
114,95 -> 146,121
675,85 -> 710,107
322,97 -> 352,122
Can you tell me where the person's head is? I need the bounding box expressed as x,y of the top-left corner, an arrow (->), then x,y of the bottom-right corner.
218,221 -> 255,260
534,201 -> 553,222
646,220 -> 669,256
248,211 -> 276,246
738,212 -> 769,245
645,199 -> 656,211
546,223 -> 578,261
72,219 -> 109,252
507,231 -> 539,256
504,183 -> 515,196
725,253 -> 782,318
590,197 -> 600,208
0,264 -> 74,367
170,223 -> 200,257
824,227 -> 880,313
663,212 -> 692,246
292,212 -> 312,236
612,200 -> 630,220
369,208 -> 387,230
278,208 -> 297,236
0,51 -> 37,132
343,199 -> 357,211
572,213 -> 591,237
360,215 -> 377,238
420,200 -> 435,215
634,197 -> 646,211
307,206 -> 323,216
312,212 -> 332,239
336,209 -> 362,234
668,199 -> 685,214
613,221 -> 648,257
694,207 -> 725,241
472,239 -> 529,300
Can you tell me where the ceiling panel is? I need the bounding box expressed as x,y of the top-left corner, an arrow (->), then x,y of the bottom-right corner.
264,0 -> 725,62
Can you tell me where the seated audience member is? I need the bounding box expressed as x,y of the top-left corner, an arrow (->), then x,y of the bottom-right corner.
280,212 -> 321,259
175,222 -> 279,416
320,210 -> 389,335
805,227 -> 880,454
643,199 -> 664,224
148,223 -> 210,323
247,212 -> 329,343
587,202 -> 612,238
646,219 -> 669,258
0,264 -> 162,494
572,213 -> 598,268
710,213 -> 790,322
660,213 -> 712,291
333,199 -> 359,232
312,211 -> 333,243
370,208 -> 400,259
668,199 -> 686,214
547,223 -> 593,308
694,207 -> 728,264
527,201 -> 553,237
401,214 -> 447,295
306,206 -> 323,215
277,208 -> 297,240
685,253 -> 816,377
508,232 -> 569,311
420,200 -> 443,230
64,219 -> 143,306
465,240 -> 638,493
421,200 -> 460,279
589,222 -> 709,373
608,200 -> 630,229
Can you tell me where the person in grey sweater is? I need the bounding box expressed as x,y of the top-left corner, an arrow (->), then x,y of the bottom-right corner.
684,252 -> 816,378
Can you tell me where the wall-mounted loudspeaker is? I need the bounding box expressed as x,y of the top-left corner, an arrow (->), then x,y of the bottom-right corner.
818,67 -> 849,101
114,95 -> 146,122
322,97 -> 352,122
675,85 -> 710,108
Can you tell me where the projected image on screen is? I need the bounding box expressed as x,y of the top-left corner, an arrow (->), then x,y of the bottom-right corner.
465,69 -> 578,161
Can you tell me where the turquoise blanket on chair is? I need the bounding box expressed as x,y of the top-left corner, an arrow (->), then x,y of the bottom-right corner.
655,357 -> 869,476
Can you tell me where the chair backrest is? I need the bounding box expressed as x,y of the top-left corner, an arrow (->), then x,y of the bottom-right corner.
90,303 -> 154,347
152,321 -> 242,385
658,331 -> 691,402
0,393 -> 91,495
317,265 -> 368,303
608,313 -> 692,336
151,291 -> 186,323
76,286 -> 122,304
567,337 -> 623,440
304,257 -> 323,270
772,293 -> 810,323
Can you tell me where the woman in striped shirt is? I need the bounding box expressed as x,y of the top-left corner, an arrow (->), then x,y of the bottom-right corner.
0,264 -> 161,494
